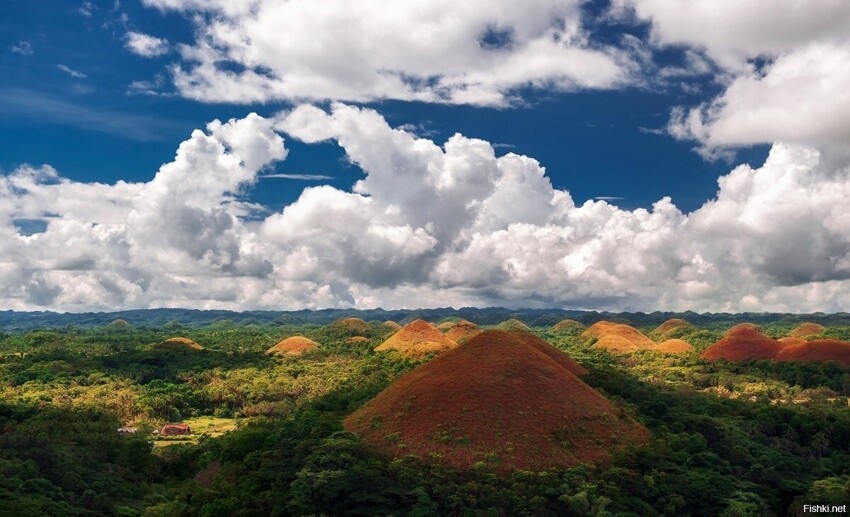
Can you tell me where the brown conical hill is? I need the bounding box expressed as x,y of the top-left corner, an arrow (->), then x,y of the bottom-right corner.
580,321 -> 620,340
496,319 -> 532,332
329,317 -> 371,335
382,320 -> 402,331
345,330 -> 648,472
700,328 -> 783,361
654,339 -> 695,355
724,322 -> 762,336
345,336 -> 369,344
551,319 -> 585,333
266,336 -> 319,356
775,339 -> 850,366
788,322 -> 825,339
444,319 -> 482,345
152,337 -> 203,351
374,319 -> 458,358
651,318 -> 693,340
593,335 -> 644,354
779,337 -> 807,347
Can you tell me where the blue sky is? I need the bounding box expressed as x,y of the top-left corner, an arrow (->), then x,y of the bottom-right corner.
1,0 -> 849,312
0,0 -> 769,211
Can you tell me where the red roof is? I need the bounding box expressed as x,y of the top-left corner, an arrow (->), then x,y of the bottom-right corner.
161,423 -> 191,435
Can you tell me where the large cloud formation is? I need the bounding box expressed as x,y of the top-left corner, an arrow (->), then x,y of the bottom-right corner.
141,0 -> 631,106
612,0 -> 850,155
3,104 -> 849,312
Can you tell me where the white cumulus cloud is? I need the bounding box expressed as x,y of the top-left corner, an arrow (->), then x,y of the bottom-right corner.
613,0 -> 850,156
2,105 -> 850,312
140,0 -> 632,106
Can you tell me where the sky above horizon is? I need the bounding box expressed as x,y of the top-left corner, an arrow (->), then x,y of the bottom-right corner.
1,0 -> 849,313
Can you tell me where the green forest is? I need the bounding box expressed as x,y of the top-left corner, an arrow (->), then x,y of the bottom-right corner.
1,313 -> 848,516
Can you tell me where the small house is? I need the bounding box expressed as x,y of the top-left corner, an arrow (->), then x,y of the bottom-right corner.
160,423 -> 191,436
117,427 -> 138,434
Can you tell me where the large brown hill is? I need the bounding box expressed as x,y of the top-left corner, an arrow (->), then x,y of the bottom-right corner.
345,330 -> 648,472
700,328 -> 783,361
775,339 -> 850,367
374,319 -> 458,358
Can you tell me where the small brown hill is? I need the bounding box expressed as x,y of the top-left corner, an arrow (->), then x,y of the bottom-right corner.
700,328 -> 783,361
787,322 -> 825,339
375,319 -> 458,358
345,336 -> 369,344
551,319 -> 586,333
152,337 -> 203,351
593,335 -> 644,354
437,321 -> 457,331
444,320 -> 482,345
329,317 -> 371,335
496,319 -> 532,332
651,318 -> 693,340
382,321 -> 402,331
654,339 -> 695,355
265,336 -> 319,356
778,337 -> 807,347
724,322 -> 762,335
775,339 -> 850,367
345,330 -> 648,472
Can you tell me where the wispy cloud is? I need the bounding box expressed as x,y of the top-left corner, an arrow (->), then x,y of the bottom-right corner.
125,31 -> 169,57
79,1 -> 94,17
57,64 -> 87,79
0,89 -> 186,142
261,173 -> 334,181
11,41 -> 33,56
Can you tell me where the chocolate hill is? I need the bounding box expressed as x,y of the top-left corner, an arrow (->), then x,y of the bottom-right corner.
582,321 -> 655,354
551,319 -> 586,333
788,322 -> 825,339
374,319 -> 458,358
655,339 -> 695,354
651,318 -> 693,340
345,336 -> 369,344
329,317 -> 371,335
779,337 -> 807,347
724,322 -> 762,335
152,337 -> 203,351
382,321 -> 402,331
265,336 -> 319,356
776,339 -> 850,367
496,319 -> 532,332
700,328 -> 783,361
444,319 -> 482,345
345,330 -> 648,472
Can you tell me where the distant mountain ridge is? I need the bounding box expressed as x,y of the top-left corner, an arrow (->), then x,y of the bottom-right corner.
1,307 -> 849,332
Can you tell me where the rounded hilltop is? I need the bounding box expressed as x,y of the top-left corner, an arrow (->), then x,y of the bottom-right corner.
266,336 -> 319,356
582,321 -> 655,354
444,319 -> 482,345
551,319 -> 585,333
776,339 -> 850,367
374,319 -> 458,358
329,317 -> 371,335
151,337 -> 203,351
787,322 -> 825,339
651,318 -> 693,340
496,318 -> 531,332
346,329 -> 648,472
701,327 -> 782,361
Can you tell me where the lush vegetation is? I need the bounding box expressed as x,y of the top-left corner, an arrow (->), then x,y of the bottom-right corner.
0,316 -> 848,515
